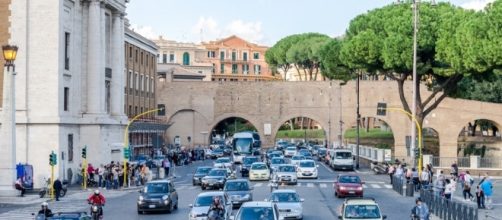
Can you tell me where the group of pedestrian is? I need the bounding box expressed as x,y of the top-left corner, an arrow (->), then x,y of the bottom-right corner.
387,162 -> 434,192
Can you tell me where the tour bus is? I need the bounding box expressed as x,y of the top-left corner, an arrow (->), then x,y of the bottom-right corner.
232,131 -> 261,164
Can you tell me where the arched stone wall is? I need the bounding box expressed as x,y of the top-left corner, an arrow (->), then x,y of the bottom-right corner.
166,109 -> 210,146
271,113 -> 329,144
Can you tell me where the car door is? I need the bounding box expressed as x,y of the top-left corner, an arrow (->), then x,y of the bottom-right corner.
169,182 -> 178,206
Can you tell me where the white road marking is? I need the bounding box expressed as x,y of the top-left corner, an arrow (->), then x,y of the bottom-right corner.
371,184 -> 381,188
384,184 -> 392,189
320,162 -> 334,173
307,183 -> 314,188
320,183 -> 327,188
362,184 -> 368,188
297,183 -> 302,187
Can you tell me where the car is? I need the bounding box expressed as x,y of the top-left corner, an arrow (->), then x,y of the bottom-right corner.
269,157 -> 287,172
212,148 -> 225,158
205,149 -> 214,159
241,156 -> 260,177
284,147 -> 297,157
330,149 -> 355,171
334,175 -> 364,198
189,191 -> 232,220
272,164 -> 298,185
296,160 -> 319,179
224,146 -> 233,156
249,162 -> 270,181
317,148 -> 327,161
297,149 -> 312,159
193,166 -> 213,186
233,201 -> 282,220
201,168 -> 228,190
268,189 -> 304,220
137,180 -> 179,214
290,155 -> 306,167
338,198 -> 386,220
224,179 -> 254,208
214,157 -> 233,168
272,151 -> 284,158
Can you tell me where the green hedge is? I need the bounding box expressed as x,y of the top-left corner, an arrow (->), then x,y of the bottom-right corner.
344,128 -> 393,139
276,129 -> 326,139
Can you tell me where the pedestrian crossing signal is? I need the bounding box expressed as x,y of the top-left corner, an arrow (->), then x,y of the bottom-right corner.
123,148 -> 130,159
82,146 -> 87,159
49,152 -> 57,166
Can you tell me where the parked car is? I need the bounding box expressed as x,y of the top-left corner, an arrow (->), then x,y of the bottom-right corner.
338,198 -> 386,220
272,164 -> 298,185
290,155 -> 306,167
137,180 -> 179,214
241,156 -> 259,177
224,179 -> 253,208
233,201 -> 282,220
296,160 -> 319,179
192,166 -> 212,186
201,168 -> 229,190
268,189 -> 304,220
189,191 -> 232,220
249,162 -> 270,181
334,175 -> 364,198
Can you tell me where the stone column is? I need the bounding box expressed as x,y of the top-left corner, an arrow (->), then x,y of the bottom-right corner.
0,67 -> 17,196
86,0 -> 103,114
111,12 -> 124,116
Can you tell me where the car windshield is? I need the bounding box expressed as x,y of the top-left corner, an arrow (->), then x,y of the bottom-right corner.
336,152 -> 352,159
208,169 -> 226,176
225,181 -> 249,191
271,158 -> 285,164
235,138 -> 252,154
278,166 -> 296,172
270,192 -> 300,203
270,153 -> 280,158
194,195 -> 224,207
251,164 -> 267,170
216,158 -> 230,163
153,156 -> 165,160
299,161 -> 315,167
143,183 -> 168,194
344,205 -> 381,219
287,147 -> 296,151
319,149 -> 326,153
272,151 -> 283,155
243,157 -> 258,165
237,207 -> 274,220
213,149 -> 224,153
339,176 -> 361,184
196,167 -> 212,174
292,156 -> 305,160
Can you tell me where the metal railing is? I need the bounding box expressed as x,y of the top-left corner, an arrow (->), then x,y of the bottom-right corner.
431,157 -> 470,168
419,189 -> 478,220
392,176 -> 404,195
479,158 -> 502,169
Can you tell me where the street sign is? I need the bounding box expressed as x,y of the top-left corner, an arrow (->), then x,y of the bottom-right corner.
377,102 -> 387,116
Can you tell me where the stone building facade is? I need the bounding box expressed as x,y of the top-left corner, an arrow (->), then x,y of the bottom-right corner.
0,0 -> 128,190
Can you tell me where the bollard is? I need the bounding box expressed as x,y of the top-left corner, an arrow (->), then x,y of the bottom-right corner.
406,183 -> 414,197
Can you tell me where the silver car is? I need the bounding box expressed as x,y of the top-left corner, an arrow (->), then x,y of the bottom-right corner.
189,191 -> 232,220
224,179 -> 253,208
268,189 -> 304,220
273,164 -> 298,185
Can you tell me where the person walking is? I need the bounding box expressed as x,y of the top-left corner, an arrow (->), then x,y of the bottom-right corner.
450,162 -> 458,180
476,185 -> 485,209
97,164 -> 104,188
412,168 -> 420,192
462,171 -> 474,201
163,158 -> 171,178
444,179 -> 454,200
480,176 -> 493,209
14,177 -> 25,197
411,197 -> 430,220
420,167 -> 430,190
388,165 -> 395,184
53,178 -> 63,201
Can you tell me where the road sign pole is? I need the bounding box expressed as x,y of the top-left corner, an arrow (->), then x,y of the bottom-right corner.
83,158 -> 87,190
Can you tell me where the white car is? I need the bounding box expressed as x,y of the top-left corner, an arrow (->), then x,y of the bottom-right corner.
284,147 -> 297,157
233,201 -> 282,220
268,189 -> 304,220
296,160 -> 319,179
214,157 -> 233,169
189,191 -> 232,220
249,162 -> 270,181
290,155 -> 305,167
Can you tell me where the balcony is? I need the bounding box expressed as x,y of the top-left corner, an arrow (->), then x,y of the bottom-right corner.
220,59 -> 249,64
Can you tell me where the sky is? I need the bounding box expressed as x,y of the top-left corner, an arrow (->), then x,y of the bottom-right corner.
126,0 -> 495,46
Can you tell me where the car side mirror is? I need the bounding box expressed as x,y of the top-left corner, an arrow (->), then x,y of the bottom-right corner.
300,198 -> 305,202
383,215 -> 387,219
189,204 -> 193,208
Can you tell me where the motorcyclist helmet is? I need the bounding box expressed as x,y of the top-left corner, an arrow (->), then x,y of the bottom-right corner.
41,202 -> 48,208
94,189 -> 100,195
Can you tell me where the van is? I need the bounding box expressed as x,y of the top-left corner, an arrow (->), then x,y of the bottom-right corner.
330,149 -> 354,171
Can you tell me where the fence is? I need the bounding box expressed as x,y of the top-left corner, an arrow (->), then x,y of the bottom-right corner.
431,157 -> 470,168
479,158 -> 502,169
419,189 -> 478,220
391,176 -> 404,195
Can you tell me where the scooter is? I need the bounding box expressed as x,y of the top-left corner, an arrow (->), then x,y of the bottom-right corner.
89,203 -> 103,220
39,179 -> 68,198
371,162 -> 388,175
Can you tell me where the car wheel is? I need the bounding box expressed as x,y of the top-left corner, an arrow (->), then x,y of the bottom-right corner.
166,202 -> 173,213
201,185 -> 206,190
192,180 -> 196,186
137,210 -> 142,215
174,201 -> 178,210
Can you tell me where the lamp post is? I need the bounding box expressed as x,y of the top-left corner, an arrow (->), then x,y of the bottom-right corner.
410,0 -> 419,168
2,45 -> 18,191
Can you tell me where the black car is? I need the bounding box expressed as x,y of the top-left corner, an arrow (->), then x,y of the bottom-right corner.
192,166 -> 212,186
201,168 -> 228,190
224,179 -> 253,208
137,180 -> 179,214
241,156 -> 259,177
318,148 -> 327,161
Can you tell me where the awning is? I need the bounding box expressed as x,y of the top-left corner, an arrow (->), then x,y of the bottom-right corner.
129,122 -> 171,133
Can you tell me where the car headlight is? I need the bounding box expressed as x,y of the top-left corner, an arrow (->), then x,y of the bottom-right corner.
242,194 -> 250,200
162,195 -> 169,200
340,186 -> 346,190
218,178 -> 225,183
357,186 -> 363,191
293,208 -> 302,213
139,195 -> 144,201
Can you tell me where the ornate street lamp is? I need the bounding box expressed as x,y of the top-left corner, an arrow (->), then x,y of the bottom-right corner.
2,45 -> 18,70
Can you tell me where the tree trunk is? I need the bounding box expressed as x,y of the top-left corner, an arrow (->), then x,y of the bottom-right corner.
300,117 -> 304,130
294,64 -> 302,81
366,117 -> 370,133
289,119 -> 294,130
302,68 -> 308,81
472,123 -> 477,137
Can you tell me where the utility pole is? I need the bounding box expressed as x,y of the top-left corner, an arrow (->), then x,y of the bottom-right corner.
411,0 -> 419,168
356,73 -> 360,169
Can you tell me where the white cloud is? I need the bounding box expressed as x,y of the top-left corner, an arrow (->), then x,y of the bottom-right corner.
191,17 -> 265,44
460,0 -> 495,11
129,24 -> 162,40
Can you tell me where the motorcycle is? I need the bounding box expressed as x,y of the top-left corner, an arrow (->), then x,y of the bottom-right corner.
207,209 -> 225,220
269,179 -> 279,192
89,203 -> 103,220
39,179 -> 68,198
371,162 -> 388,175
31,213 -> 48,220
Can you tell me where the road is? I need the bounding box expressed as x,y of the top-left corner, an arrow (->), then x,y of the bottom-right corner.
5,157 -> 500,219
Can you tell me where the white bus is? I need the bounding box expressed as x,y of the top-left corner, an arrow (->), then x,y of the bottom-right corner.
231,131 -> 261,164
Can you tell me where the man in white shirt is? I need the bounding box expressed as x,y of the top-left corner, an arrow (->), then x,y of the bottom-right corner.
463,171 -> 474,200
420,167 -> 430,189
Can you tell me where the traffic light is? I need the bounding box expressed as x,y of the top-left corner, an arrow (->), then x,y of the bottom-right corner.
49,152 -> 57,166
82,146 -> 87,159
157,104 -> 165,116
413,148 -> 420,158
123,148 -> 130,159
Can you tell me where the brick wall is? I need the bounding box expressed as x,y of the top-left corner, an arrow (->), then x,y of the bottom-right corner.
0,0 -> 11,108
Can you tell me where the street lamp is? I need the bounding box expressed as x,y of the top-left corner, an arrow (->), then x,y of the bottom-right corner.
2,45 -> 18,189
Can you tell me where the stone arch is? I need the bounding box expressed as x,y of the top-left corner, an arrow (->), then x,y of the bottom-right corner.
209,113 -> 265,146
342,116 -> 396,154
165,108 -> 210,147
457,118 -> 502,158
272,113 -> 329,144
422,127 -> 440,156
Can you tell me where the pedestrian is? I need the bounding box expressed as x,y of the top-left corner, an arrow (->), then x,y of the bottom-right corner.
163,158 -> 170,178
87,163 -> 95,181
395,165 -> 404,180
112,167 -> 119,189
14,177 -> 25,197
420,167 -> 430,190
451,162 -> 458,180
463,171 -> 474,201
412,168 -> 420,192
480,176 -> 493,209
406,167 -> 413,184
476,185 -> 485,209
411,197 -> 430,220
53,178 -> 63,201
444,179 -> 454,200
388,165 -> 395,184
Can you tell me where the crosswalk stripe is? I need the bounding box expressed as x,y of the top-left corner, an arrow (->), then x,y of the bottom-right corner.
254,183 -> 263,187
297,183 -> 302,187
307,183 -> 314,188
384,184 -> 392,189
320,183 -> 327,188
363,184 -> 368,188
371,184 -> 381,188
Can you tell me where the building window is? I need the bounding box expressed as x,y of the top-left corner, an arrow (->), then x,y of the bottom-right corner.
140,75 -> 143,91
242,64 -> 249,74
105,80 -> 111,113
140,107 -> 143,114
135,49 -> 138,62
182,52 -> 190,65
220,64 -> 225,74
129,47 -> 132,58
128,71 -> 133,89
68,134 -> 73,162
254,65 -> 261,74
232,64 -> 238,74
140,52 -> 144,64
212,64 -> 216,74
169,52 -> 175,63
162,54 -> 167,63
144,76 -> 147,94
243,52 -> 248,61
253,52 -> 260,59
208,51 -> 216,58
64,32 -> 70,70
146,54 -> 149,67
220,51 -> 225,61
232,51 -> 237,61
135,106 -> 138,115
135,73 -> 139,94
64,87 -> 69,111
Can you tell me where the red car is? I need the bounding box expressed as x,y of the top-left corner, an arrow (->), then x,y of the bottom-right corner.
334,175 -> 364,198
